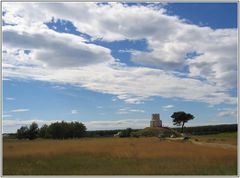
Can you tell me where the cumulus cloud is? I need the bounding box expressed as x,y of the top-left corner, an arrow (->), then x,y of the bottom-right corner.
24,2 -> 236,89
3,28 -> 114,68
2,2 -> 237,106
2,54 -> 236,105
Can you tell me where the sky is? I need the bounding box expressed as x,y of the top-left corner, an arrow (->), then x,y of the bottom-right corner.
2,2 -> 237,133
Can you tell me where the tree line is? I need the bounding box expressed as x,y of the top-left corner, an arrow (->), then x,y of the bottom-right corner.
14,111 -> 236,139
85,128 -> 140,137
15,111 -> 193,139
173,124 -> 237,135
17,121 -> 86,140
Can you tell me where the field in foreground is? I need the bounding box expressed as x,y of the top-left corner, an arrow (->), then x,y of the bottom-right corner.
3,132 -> 237,175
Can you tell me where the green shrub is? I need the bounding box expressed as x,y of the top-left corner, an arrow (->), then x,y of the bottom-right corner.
130,131 -> 140,138
119,128 -> 132,137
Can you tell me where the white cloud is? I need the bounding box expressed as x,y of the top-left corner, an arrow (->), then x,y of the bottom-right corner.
3,119 -> 57,127
84,118 -> 148,130
162,105 -> 174,109
3,114 -> 12,118
117,108 -> 145,114
3,118 -> 148,132
6,97 -> 15,100
3,119 -> 61,133
129,109 -> 145,113
2,2 -> 237,106
71,110 -> 78,114
23,2 -> 236,90
52,85 -> 66,90
3,28 -> 114,68
3,55 -> 236,105
218,108 -> 237,118
116,108 -> 129,115
3,118 -> 131,133
11,109 -> 29,112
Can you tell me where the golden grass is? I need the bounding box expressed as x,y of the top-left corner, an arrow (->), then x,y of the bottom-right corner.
4,137 -> 236,159
192,132 -> 237,145
3,137 -> 237,175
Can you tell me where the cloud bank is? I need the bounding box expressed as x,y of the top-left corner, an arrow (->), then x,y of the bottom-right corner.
2,2 -> 237,106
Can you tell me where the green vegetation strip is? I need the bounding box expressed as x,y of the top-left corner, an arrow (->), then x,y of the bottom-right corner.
4,153 -> 237,175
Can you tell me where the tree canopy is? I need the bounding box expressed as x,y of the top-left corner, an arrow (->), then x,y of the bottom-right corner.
171,111 -> 194,133
17,122 -> 39,140
16,121 -> 86,139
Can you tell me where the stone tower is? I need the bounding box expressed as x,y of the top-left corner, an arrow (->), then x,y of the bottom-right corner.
150,113 -> 162,127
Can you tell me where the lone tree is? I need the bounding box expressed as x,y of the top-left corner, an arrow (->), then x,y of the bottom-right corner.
171,111 -> 194,133
28,122 -> 39,140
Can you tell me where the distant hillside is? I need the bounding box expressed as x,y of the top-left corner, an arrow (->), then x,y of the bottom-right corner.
131,127 -> 181,138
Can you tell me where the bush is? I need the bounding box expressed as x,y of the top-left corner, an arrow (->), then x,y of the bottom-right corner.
17,126 -> 29,139
16,122 -> 39,140
130,127 -> 175,138
47,121 -> 86,139
119,128 -> 132,137
130,131 -> 140,138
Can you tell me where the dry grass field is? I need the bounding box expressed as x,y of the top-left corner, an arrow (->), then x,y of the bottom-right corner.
192,132 -> 237,145
3,133 -> 237,175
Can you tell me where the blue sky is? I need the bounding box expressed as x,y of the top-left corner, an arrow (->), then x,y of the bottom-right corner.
2,3 -> 237,133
